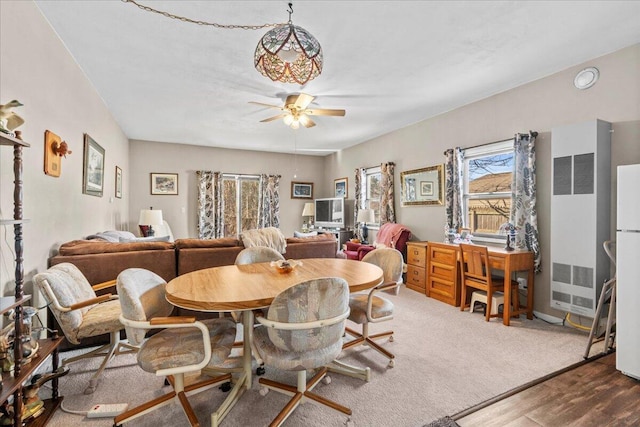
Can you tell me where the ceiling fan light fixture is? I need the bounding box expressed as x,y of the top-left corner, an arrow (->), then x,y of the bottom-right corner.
289,120 -> 301,130
254,3 -> 323,85
298,114 -> 311,127
283,115 -> 295,126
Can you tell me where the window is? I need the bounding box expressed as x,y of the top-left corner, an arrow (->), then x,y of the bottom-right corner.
463,140 -> 514,242
365,166 -> 382,226
221,174 -> 260,237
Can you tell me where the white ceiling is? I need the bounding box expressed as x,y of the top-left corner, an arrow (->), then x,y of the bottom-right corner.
35,1 -> 640,156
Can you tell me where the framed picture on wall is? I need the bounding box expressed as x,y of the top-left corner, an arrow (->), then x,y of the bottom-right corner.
115,166 -> 122,198
334,177 -> 348,198
291,181 -> 313,199
150,173 -> 178,195
82,133 -> 105,197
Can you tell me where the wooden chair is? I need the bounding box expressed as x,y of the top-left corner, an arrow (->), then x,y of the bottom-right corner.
459,243 -> 519,322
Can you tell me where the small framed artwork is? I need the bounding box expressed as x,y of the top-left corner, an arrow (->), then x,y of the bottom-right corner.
420,181 -> 434,196
151,173 -> 179,195
82,133 -> 105,197
115,166 -> 122,198
291,181 -> 313,199
334,177 -> 348,198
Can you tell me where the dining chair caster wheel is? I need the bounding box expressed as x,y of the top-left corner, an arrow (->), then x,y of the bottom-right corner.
219,382 -> 232,392
259,386 -> 269,396
388,359 -> 395,368
256,365 -> 266,376
84,379 -> 98,395
322,375 -> 331,385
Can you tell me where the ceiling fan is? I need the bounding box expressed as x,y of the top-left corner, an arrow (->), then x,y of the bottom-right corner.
250,93 -> 346,129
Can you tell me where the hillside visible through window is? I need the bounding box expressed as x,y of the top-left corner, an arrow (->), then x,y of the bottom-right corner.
466,152 -> 513,235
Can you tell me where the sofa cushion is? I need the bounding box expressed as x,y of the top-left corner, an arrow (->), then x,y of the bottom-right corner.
286,234 -> 335,244
119,235 -> 171,243
58,240 -> 175,256
174,238 -> 241,249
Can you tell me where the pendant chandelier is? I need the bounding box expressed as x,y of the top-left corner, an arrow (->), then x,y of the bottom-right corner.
254,3 -> 323,85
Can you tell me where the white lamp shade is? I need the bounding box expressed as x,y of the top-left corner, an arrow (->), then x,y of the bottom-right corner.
302,202 -> 315,217
357,209 -> 375,223
139,209 -> 163,226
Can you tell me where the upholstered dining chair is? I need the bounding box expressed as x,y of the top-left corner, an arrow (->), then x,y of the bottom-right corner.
234,246 -> 285,374
253,277 -> 352,427
458,243 -> 520,322
235,246 -> 285,265
113,268 -> 236,427
342,248 -> 404,368
33,262 -> 138,394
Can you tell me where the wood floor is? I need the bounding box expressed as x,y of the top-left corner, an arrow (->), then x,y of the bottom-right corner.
455,352 -> 640,427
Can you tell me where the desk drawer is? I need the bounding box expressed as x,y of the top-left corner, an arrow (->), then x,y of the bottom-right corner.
406,265 -> 426,291
429,261 -> 457,281
407,245 -> 427,267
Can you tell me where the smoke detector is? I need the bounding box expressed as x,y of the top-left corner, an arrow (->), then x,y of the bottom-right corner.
574,67 -> 599,90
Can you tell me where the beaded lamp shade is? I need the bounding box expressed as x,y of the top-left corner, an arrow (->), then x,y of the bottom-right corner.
255,23 -> 323,85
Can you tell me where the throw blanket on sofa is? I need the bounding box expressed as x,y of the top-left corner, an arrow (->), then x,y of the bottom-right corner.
241,227 -> 287,253
376,223 -> 411,249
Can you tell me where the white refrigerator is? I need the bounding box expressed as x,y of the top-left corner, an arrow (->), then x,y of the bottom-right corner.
617,164 -> 640,380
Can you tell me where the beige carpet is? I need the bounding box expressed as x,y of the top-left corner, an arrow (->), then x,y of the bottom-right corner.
38,288 -> 590,427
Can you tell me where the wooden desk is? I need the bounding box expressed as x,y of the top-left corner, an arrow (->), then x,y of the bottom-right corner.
426,241 -> 534,326
166,258 -> 383,426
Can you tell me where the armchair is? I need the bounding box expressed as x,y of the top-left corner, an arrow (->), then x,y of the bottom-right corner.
114,268 -> 236,426
33,263 -> 138,394
344,222 -> 411,261
253,277 -> 352,427
342,248 -> 404,368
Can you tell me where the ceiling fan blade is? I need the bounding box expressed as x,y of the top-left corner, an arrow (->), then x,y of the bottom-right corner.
299,114 -> 316,128
305,108 -> 346,117
294,93 -> 315,110
249,101 -> 283,110
260,113 -> 287,123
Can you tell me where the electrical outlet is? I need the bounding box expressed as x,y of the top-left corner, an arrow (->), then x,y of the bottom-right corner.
517,277 -> 527,289
86,403 -> 128,418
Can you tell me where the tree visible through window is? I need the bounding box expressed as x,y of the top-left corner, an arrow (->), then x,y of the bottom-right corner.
463,140 -> 514,238
365,166 -> 382,225
222,174 -> 259,237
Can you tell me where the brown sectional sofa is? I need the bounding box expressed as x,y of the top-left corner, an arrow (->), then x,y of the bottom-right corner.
48,233 -> 338,348
49,233 -> 338,285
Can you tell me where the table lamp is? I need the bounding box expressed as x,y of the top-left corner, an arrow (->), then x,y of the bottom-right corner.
357,208 -> 375,244
138,207 -> 163,237
301,202 -> 315,232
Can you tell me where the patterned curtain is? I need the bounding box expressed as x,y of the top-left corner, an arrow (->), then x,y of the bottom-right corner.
196,171 -> 223,239
258,174 -> 281,228
353,167 -> 365,241
444,148 -> 464,239
380,162 -> 396,224
511,132 -> 541,273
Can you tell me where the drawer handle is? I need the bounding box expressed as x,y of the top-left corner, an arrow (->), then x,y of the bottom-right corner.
413,271 -> 418,276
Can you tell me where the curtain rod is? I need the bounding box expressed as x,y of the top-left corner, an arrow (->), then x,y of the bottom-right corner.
443,131 -> 538,155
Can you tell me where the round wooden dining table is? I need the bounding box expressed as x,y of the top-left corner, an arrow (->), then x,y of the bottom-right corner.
165,258 -> 384,426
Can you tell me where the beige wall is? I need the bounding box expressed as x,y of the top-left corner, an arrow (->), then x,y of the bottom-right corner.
326,44 -> 640,318
0,2 -> 130,304
129,140 -> 326,239
2,0 -> 639,321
